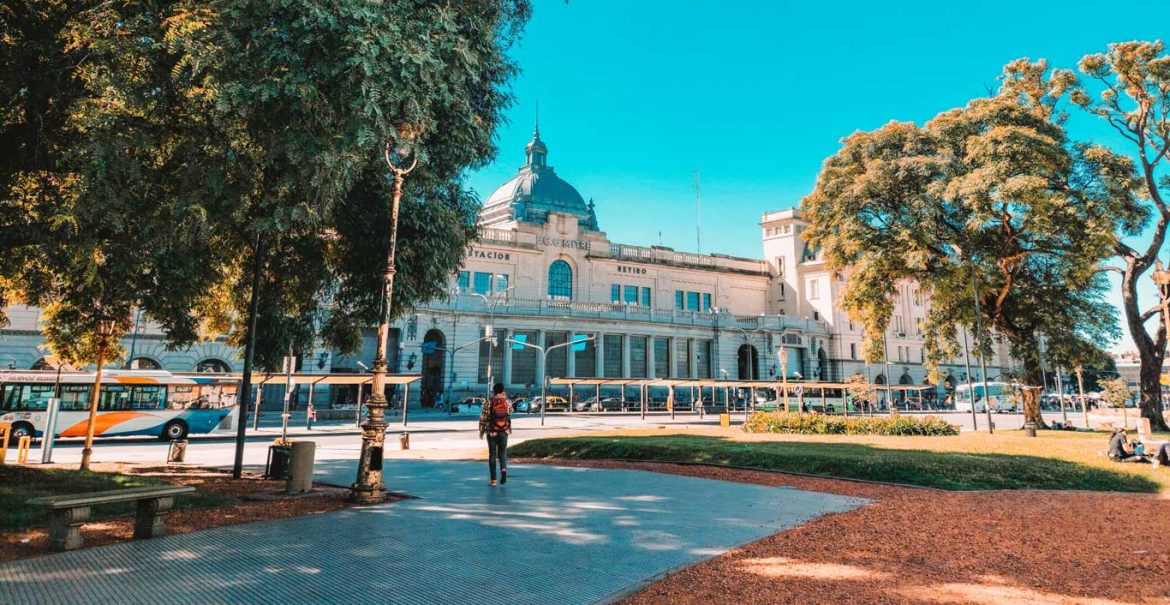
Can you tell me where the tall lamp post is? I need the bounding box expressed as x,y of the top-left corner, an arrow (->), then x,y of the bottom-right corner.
80,318 -> 116,471
953,244 -> 994,434
351,137 -> 418,504
777,347 -> 789,411
507,333 -> 594,426
471,286 -> 515,395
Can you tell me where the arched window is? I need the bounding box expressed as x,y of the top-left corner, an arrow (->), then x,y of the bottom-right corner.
196,358 -> 232,373
129,357 -> 162,370
548,260 -> 573,300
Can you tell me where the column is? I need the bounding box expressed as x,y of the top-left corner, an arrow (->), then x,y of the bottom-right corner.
535,330 -> 546,388
567,333 -> 577,378
622,335 -> 631,378
595,333 -> 605,378
501,328 -> 512,386
688,338 -> 697,379
668,337 -> 678,378
647,336 -> 657,379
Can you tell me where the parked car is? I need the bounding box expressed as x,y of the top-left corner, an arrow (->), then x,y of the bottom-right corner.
531,395 -> 569,411
456,397 -> 485,414
592,397 -> 623,411
509,398 -> 528,413
574,397 -> 599,412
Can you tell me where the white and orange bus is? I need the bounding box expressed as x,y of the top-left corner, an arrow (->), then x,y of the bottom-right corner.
0,370 -> 236,443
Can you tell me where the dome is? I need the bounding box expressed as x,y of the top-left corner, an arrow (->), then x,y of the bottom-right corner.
479,126 -> 599,231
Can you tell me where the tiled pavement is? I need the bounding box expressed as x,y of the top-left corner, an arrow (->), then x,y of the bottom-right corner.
0,460 -> 865,604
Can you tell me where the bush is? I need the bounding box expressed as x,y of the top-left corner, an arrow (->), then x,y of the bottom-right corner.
743,411 -> 958,436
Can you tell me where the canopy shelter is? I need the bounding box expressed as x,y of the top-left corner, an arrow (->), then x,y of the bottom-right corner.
197,372 -> 422,427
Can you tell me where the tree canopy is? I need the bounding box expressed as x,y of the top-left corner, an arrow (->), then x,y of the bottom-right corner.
802,60 -> 1140,426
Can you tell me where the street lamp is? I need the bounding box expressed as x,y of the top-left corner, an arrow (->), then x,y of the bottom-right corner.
507,333 -> 595,426
952,244 -> 994,434
470,285 -> 515,395
351,135 -> 419,504
80,318 -> 117,471
777,347 -> 789,412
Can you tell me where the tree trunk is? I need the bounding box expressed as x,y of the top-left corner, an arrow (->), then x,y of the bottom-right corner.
1119,256 -> 1170,431
1021,352 -> 1048,429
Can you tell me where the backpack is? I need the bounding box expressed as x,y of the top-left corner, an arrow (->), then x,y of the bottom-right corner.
489,396 -> 510,432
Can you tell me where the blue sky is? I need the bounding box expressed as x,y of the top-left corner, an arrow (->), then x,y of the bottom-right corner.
464,0 -> 1169,351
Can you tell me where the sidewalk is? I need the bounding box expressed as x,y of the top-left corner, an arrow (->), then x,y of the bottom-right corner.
0,459 -> 864,605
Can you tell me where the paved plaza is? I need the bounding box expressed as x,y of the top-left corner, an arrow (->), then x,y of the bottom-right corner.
0,460 -> 863,605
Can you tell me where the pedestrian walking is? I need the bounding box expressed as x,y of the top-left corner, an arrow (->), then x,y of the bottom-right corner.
306,402 -> 316,430
479,382 -> 512,486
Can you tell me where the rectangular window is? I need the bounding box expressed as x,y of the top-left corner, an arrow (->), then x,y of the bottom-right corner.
808,279 -> 819,300
654,337 -> 670,378
603,335 -> 623,378
624,285 -> 638,305
495,274 -> 509,293
696,340 -> 711,379
641,287 -> 651,307
702,293 -> 712,311
776,257 -> 785,276
675,290 -> 684,310
611,284 -> 621,303
457,271 -> 470,290
473,272 -> 493,295
510,330 -> 537,386
675,339 -> 692,378
630,336 -> 648,378
477,337 -> 504,383
897,346 -> 904,362
850,343 -> 856,360
545,332 -> 568,379
779,282 -> 786,301
686,291 -> 700,311
574,337 -> 597,378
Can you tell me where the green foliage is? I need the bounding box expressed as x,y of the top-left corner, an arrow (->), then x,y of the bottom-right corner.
509,435 -> 1159,492
844,373 -> 877,407
742,411 -> 958,436
1,0 -> 531,370
1099,377 -> 1132,410
801,59 -> 1137,426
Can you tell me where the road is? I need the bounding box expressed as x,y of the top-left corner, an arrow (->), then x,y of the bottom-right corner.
30,408 -> 1079,469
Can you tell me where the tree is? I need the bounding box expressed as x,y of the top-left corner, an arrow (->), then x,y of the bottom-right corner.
1068,41 -> 1170,431
844,373 -> 877,414
1099,376 -> 1133,429
802,61 -> 1136,428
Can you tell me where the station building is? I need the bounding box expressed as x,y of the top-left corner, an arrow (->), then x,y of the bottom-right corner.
0,127 -> 1013,407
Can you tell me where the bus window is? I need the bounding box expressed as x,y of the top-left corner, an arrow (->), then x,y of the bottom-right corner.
129,386 -> 166,410
98,386 -> 127,411
61,385 -> 90,411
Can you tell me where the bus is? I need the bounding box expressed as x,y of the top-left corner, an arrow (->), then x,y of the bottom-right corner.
953,381 -> 1019,413
0,370 -> 236,443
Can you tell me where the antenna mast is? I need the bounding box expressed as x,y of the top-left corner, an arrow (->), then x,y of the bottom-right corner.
695,169 -> 701,254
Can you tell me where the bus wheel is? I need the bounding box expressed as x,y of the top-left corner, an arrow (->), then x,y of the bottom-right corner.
161,420 -> 188,441
10,422 -> 34,445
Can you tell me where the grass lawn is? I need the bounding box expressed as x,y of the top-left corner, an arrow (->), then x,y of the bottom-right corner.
510,430 -> 1166,492
0,466 -> 233,531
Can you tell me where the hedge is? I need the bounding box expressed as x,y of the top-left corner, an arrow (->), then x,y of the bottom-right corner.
742,411 -> 959,436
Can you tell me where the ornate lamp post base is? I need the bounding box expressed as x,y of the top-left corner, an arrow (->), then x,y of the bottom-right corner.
350,401 -> 388,503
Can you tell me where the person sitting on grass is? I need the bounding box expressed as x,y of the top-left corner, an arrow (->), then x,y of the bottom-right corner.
1154,442 -> 1170,468
1108,428 -> 1146,463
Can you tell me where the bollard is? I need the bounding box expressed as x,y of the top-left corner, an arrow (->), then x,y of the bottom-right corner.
167,440 -> 188,464
400,432 -> 410,450
286,441 -> 316,494
0,422 -> 10,464
17,436 -> 31,464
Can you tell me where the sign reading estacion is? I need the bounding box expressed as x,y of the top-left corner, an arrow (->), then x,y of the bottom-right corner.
536,236 -> 591,251
467,249 -> 511,261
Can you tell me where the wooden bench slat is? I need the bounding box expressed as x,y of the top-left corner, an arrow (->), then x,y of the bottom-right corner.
27,486 -> 195,509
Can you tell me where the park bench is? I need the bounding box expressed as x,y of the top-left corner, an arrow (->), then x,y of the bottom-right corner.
27,485 -> 195,552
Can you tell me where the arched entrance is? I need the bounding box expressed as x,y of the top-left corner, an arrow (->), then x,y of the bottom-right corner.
421,329 -> 446,408
737,344 -> 759,380
817,348 -> 829,381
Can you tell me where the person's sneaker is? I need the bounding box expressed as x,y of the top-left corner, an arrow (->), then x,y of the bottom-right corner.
490,479 -> 497,486
500,469 -> 507,485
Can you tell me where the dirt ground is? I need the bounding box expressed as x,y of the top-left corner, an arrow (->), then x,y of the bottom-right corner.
524,459 -> 1170,605
0,463 -> 397,563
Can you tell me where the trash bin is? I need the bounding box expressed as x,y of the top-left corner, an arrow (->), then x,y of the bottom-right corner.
719,413 -> 730,428
266,444 -> 292,480
1023,422 -> 1037,438
399,432 -> 410,450
286,441 -> 316,494
167,439 -> 188,463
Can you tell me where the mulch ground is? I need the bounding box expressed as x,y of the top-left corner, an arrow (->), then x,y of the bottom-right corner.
0,464 -> 400,563
519,459 -> 1170,605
